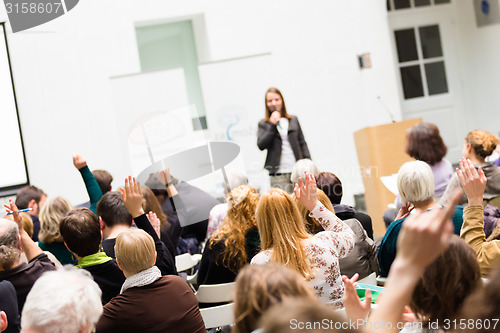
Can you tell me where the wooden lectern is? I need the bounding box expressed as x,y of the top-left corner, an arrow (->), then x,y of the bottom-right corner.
354,118 -> 422,238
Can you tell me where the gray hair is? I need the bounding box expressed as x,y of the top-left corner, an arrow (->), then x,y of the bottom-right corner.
291,159 -> 319,184
224,169 -> 249,196
397,161 -> 435,204
0,219 -> 20,270
21,267 -> 103,333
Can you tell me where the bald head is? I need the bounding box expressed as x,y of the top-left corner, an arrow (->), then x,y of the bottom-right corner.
0,219 -> 21,270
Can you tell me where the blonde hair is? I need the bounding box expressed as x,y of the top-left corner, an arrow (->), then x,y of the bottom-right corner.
39,197 -> 73,244
256,189 -> 312,279
295,189 -> 334,234
465,129 -> 499,160
233,263 -> 317,333
115,229 -> 155,275
397,161 -> 435,204
7,213 -> 33,237
209,186 -> 259,273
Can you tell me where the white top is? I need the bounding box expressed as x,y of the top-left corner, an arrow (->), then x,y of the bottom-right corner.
276,118 -> 296,173
251,202 -> 355,307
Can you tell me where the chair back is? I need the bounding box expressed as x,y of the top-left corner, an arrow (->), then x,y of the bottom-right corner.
195,282 -> 236,303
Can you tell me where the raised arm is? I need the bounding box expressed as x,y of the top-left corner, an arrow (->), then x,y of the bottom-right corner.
73,153 -> 103,215
294,173 -> 355,257
122,176 -> 177,276
458,158 -> 500,274
5,200 -> 43,261
368,190 -> 461,333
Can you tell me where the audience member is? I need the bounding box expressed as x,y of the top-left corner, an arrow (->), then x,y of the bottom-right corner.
378,161 -> 463,277
440,129 -> 500,206
316,172 -> 374,239
198,185 -> 260,285
257,87 -> 311,194
295,189 -> 378,279
0,200 -> 56,313
146,170 -> 219,254
73,153 -> 103,215
21,267 -> 102,333
233,264 -> 317,333
251,173 -> 355,307
93,169 -> 113,194
384,122 -> 455,226
343,190 -> 462,333
0,280 -> 20,333
97,192 -> 133,258
95,229 -> 205,333
14,186 -> 46,241
37,197 -> 75,265
206,169 -> 248,240
458,158 -> 500,274
398,235 -> 481,332
59,207 -> 125,304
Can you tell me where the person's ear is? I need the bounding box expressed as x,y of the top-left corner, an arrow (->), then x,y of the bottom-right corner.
99,216 -> 105,230
0,311 -> 8,332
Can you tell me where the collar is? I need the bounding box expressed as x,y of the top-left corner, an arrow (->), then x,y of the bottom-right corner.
76,252 -> 112,268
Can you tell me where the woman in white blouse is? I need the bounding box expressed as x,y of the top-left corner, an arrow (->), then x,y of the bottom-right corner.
251,173 -> 355,307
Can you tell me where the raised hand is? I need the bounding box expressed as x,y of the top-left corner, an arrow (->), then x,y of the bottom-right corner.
4,199 -> 22,231
456,158 -> 487,206
294,172 -> 318,211
343,273 -> 372,323
121,176 -> 145,218
147,211 -> 161,238
159,169 -> 172,186
72,153 -> 87,170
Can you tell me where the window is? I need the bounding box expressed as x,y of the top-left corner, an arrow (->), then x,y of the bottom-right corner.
136,21 -> 207,130
394,24 -> 448,99
387,0 -> 450,11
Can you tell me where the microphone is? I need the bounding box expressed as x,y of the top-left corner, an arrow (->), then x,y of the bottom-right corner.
377,96 -> 397,123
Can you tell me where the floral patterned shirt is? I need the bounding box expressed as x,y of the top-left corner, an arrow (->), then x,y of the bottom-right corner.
251,202 -> 355,307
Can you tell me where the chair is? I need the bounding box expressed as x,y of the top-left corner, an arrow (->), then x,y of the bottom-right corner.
175,253 -> 199,273
199,303 -> 235,329
195,282 -> 236,303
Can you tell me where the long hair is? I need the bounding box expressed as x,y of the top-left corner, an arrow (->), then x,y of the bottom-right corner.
233,263 -> 317,333
264,87 -> 291,121
39,197 -> 73,244
141,187 -> 167,226
256,188 -> 312,279
209,186 -> 259,273
410,235 -> 481,326
294,189 -> 334,234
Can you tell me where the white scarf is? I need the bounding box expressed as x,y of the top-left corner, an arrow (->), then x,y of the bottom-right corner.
121,266 -> 161,293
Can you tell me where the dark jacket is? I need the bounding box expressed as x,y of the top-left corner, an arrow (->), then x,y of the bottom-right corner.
257,116 -> 310,175
333,204 -> 374,240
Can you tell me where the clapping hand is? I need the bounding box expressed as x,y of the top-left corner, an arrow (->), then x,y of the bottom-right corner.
121,176 -> 145,218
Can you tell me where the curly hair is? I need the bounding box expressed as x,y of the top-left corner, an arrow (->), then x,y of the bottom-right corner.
209,186 -> 259,273
465,129 -> 499,160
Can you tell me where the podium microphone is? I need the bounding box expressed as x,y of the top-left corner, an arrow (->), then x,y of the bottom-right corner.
377,96 -> 396,123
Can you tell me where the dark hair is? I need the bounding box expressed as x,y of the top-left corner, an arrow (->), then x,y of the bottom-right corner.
410,235 -> 481,327
59,208 -> 101,257
405,123 -> 447,165
92,170 -> 113,194
315,172 -> 343,205
459,263 -> 500,333
15,185 -> 46,209
96,192 -> 132,227
264,87 -> 291,121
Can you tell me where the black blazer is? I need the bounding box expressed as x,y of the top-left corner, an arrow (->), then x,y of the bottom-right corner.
257,116 -> 311,175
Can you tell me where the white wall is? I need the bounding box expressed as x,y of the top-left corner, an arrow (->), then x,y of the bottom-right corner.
454,0 -> 500,137
0,0 -> 401,206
